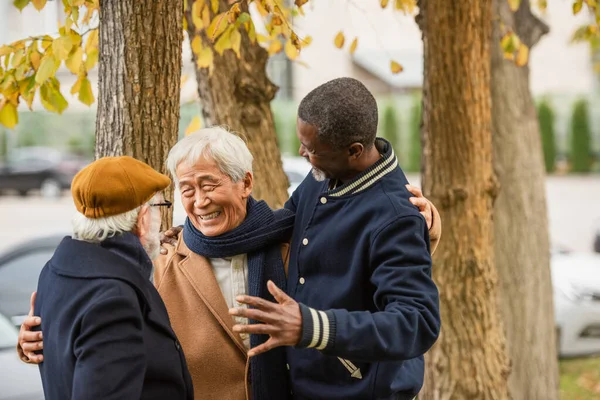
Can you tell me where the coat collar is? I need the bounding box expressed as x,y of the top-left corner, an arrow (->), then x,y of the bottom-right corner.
174,236 -> 247,355
50,234 -> 155,309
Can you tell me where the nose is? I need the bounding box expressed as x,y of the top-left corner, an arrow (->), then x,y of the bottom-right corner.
194,191 -> 210,208
299,144 -> 307,158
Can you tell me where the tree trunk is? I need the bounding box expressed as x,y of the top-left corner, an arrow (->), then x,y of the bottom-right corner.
417,1 -> 511,398
95,0 -> 183,229
491,1 -> 558,398
184,0 -> 290,209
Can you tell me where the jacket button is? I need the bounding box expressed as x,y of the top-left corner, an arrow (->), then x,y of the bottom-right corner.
299,277 -> 305,285
302,238 -> 308,246
175,340 -> 181,350
320,197 -> 327,204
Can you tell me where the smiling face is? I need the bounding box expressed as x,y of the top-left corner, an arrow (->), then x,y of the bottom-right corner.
176,156 -> 253,237
297,118 -> 353,182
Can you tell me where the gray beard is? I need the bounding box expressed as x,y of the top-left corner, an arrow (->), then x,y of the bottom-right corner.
311,168 -> 326,182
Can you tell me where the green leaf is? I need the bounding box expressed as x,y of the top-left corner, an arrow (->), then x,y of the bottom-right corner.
237,12 -> 251,24
0,102 -> 18,128
40,80 -> 68,114
78,77 -> 94,106
35,54 -> 59,84
13,0 -> 31,12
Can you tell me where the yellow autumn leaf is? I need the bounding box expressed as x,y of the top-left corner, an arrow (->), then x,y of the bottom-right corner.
255,0 -> 269,16
52,35 -> 74,61
214,26 -> 233,55
71,76 -> 83,95
573,0 -> 583,14
508,0 -> 521,11
284,39 -> 298,60
192,0 -> 204,30
85,48 -> 99,70
40,79 -> 68,114
230,29 -> 242,58
185,116 -> 202,136
301,35 -> 313,48
30,50 -> 41,71
246,20 -> 257,43
228,2 -> 241,24
268,40 -> 283,55
35,54 -> 59,84
211,0 -> 219,13
394,0 -> 416,13
66,47 -> 84,74
78,77 -> 94,106
295,0 -> 308,6
31,0 -> 46,11
201,4 -> 211,27
13,0 -> 30,12
349,37 -> 358,54
391,60 -> 403,74
0,102 -> 18,129
515,44 -> 529,66
381,0 -> 389,7
196,47 -> 213,69
207,13 -> 228,41
11,49 -> 25,67
257,34 -> 270,44
0,46 -> 12,57
41,35 -> 53,50
334,31 -> 345,49
85,29 -> 99,52
191,35 -> 203,55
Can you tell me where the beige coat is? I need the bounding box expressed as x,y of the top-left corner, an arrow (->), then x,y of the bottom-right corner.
153,238 -> 291,400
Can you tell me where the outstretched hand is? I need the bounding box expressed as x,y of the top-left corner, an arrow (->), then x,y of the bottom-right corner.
229,281 -> 302,357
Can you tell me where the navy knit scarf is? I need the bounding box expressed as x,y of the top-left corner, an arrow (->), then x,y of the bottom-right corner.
182,196 -> 294,400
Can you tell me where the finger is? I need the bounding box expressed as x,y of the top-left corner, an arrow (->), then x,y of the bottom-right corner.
229,307 -> 278,324
233,323 -> 277,335
20,316 -> 41,331
405,184 -> 423,198
410,197 -> 428,211
20,330 -> 43,343
235,295 -> 276,310
24,353 -> 44,363
248,338 -> 279,357
22,340 -> 43,352
267,280 -> 291,304
28,292 -> 36,317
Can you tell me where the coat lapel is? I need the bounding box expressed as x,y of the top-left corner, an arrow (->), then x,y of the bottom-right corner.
175,239 -> 247,355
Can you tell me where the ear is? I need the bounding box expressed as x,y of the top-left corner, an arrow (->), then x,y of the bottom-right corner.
241,171 -> 253,198
135,205 -> 151,239
348,143 -> 364,160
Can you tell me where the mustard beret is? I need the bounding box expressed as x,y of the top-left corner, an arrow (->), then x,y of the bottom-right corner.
72,156 -> 171,219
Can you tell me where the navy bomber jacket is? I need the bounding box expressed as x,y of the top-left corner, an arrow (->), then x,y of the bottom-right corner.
284,138 -> 441,400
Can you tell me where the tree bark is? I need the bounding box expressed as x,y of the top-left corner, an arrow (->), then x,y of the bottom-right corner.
491,1 -> 558,398
95,0 -> 183,229
185,0 -> 290,209
417,0 -> 511,398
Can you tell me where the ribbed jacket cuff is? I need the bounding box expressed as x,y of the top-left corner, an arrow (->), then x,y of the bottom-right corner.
297,303 -> 336,350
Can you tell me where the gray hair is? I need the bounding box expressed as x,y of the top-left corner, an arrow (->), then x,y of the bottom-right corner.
71,194 -> 158,242
166,126 -> 253,184
298,77 -> 378,150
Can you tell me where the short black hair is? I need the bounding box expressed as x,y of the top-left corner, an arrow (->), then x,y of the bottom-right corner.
298,77 -> 378,150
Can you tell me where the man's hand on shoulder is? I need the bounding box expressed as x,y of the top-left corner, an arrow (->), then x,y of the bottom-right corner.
17,292 -> 44,364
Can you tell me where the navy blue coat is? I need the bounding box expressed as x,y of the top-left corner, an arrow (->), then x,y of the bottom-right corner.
284,139 -> 441,400
33,233 -> 194,400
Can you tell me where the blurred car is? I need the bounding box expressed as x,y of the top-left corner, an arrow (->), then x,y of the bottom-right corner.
0,147 -> 88,198
0,235 -> 62,327
0,311 -> 44,400
552,247 -> 600,357
282,156 -> 311,196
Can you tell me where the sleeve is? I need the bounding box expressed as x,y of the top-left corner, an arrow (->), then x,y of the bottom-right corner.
428,201 -> 442,255
72,290 -> 147,400
296,215 -> 441,362
284,187 -> 298,213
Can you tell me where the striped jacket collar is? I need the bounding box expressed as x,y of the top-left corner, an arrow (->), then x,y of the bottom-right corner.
327,137 -> 398,197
